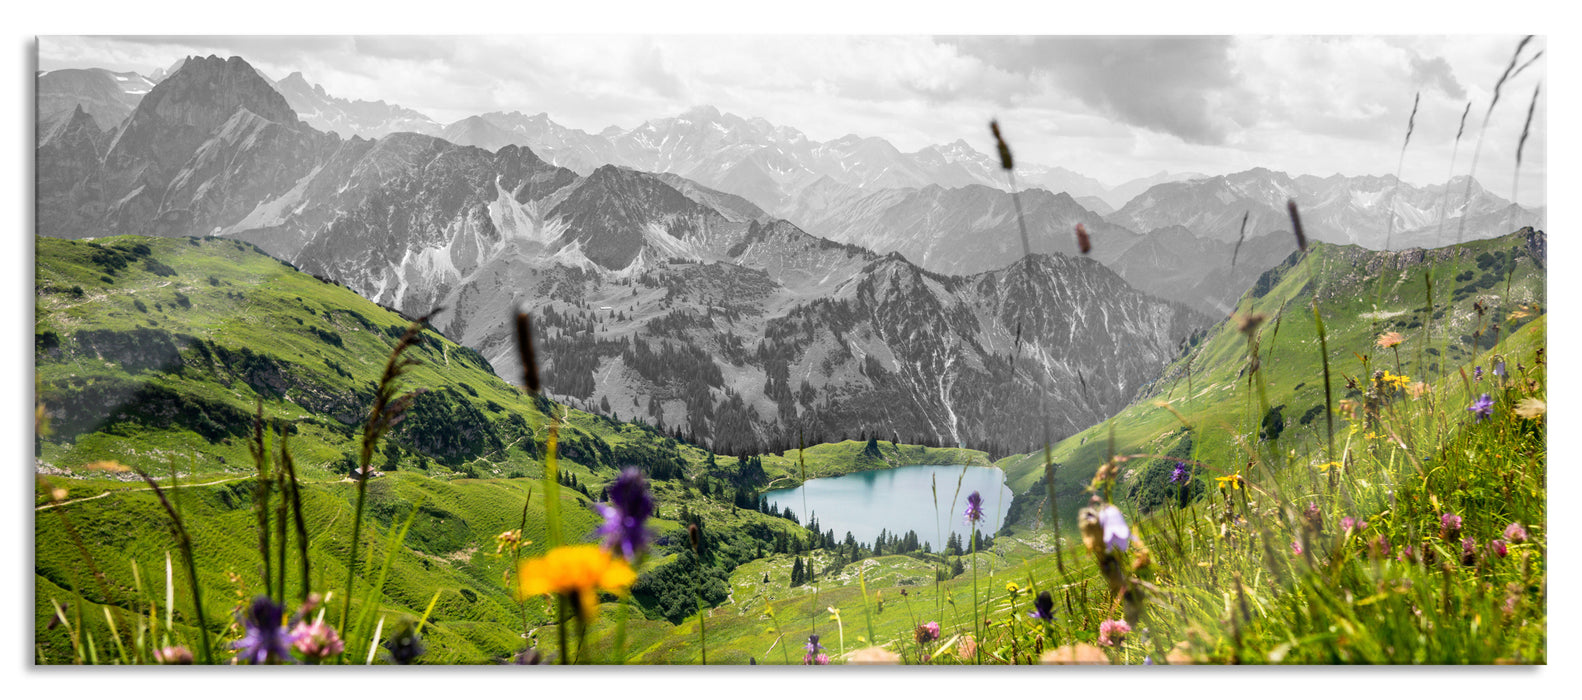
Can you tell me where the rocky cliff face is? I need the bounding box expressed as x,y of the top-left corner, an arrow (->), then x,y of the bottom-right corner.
37,55 -> 341,241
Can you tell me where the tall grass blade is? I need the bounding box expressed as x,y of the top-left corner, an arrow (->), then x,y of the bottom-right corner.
132,467 -> 211,664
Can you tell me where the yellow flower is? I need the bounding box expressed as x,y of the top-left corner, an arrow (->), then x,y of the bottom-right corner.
1215,473 -> 1243,490
1376,331 -> 1405,349
1317,461 -> 1344,473
1377,371 -> 1410,391
1005,582 -> 1020,594
517,544 -> 636,622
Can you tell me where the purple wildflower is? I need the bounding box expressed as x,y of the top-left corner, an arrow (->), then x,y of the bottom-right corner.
803,634 -> 829,665
1097,505 -> 1130,552
383,622 -> 425,665
1031,591 -> 1055,621
1494,360 -> 1506,377
1097,619 -> 1131,647
1441,513 -> 1463,540
1489,539 -> 1508,558
1504,522 -> 1528,544
1468,394 -> 1495,422
1461,537 -> 1478,566
1474,366 -> 1484,382
595,467 -> 654,560
963,491 -> 984,524
233,596 -> 296,665
915,621 -> 941,644
1170,462 -> 1190,484
1341,517 -> 1356,532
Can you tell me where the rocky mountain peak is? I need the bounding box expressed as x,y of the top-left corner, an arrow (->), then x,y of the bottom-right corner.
131,55 -> 298,132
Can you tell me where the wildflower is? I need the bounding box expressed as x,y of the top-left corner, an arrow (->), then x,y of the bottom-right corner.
1489,539 -> 1509,558
1369,534 -> 1391,560
154,646 -> 193,664
963,491 -> 984,524
1494,360 -> 1506,377
233,596 -> 295,665
1376,331 -> 1405,349
1303,503 -> 1323,531
1214,473 -> 1243,490
1291,540 -> 1303,556
494,529 -> 527,554
1041,644 -> 1109,664
517,544 -> 637,623
595,467 -> 654,561
1514,398 -> 1546,420
803,634 -> 828,665
1097,505 -> 1130,553
850,646 -> 901,664
1317,461 -> 1343,473
383,621 -> 424,665
1005,581 -> 1020,594
1378,371 -> 1410,391
1461,537 -> 1478,566
1468,394 -> 1494,422
914,621 -> 941,644
290,619 -> 344,663
1097,619 -> 1131,647
1340,517 -> 1366,533
1169,462 -> 1190,484
1474,366 -> 1483,382
1031,591 -> 1055,621
1504,523 -> 1529,544
958,635 -> 978,660
1440,513 -> 1463,540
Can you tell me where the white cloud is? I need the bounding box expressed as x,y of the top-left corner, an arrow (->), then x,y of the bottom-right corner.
37,34 -> 1545,203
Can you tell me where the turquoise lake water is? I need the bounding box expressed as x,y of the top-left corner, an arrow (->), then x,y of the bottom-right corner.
761,464 -> 1014,550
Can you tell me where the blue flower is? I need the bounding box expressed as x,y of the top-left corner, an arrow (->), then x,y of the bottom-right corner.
1474,365 -> 1484,382
1468,393 -> 1495,422
232,596 -> 296,665
1170,462 -> 1190,484
1494,360 -> 1506,377
1098,505 -> 1130,553
595,467 -> 654,560
963,491 -> 984,524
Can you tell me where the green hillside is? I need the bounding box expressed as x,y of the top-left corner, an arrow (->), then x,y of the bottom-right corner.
997,229 -> 1546,512
32,234 -> 986,664
33,229 -> 1547,665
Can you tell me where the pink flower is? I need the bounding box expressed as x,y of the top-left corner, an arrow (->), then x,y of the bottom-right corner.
1504,522 -> 1528,544
290,619 -> 344,662
1489,539 -> 1508,558
1097,619 -> 1131,647
1291,540 -> 1303,555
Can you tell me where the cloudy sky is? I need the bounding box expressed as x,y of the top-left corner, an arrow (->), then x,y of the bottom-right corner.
38,34 -> 1547,203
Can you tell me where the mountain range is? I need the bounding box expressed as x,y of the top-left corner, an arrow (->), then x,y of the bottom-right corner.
35,54 -> 1214,456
